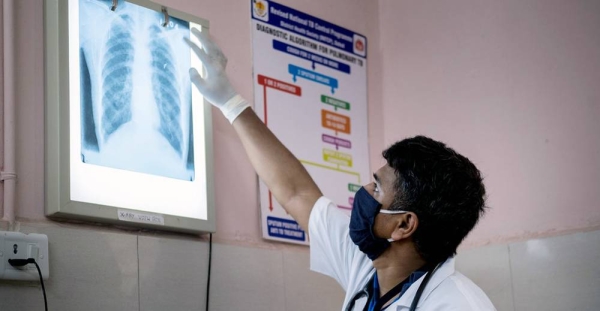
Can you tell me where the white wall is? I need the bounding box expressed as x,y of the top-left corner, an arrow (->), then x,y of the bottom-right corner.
1,0 -> 599,310
2,223 -> 599,310
3,0 -> 383,250
0,223 -> 346,310
378,0 -> 600,246
0,0 -> 370,310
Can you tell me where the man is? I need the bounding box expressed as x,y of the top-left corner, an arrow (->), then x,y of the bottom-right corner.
186,28 -> 496,310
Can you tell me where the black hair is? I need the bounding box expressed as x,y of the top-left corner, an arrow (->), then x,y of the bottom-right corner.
383,136 -> 487,264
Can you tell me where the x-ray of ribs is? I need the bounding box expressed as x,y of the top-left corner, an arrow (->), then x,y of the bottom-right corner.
101,15 -> 134,141
149,24 -> 183,157
99,12 -> 185,157
78,0 -> 194,181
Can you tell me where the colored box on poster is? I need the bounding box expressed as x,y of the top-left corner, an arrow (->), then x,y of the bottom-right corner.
266,216 -> 305,241
321,110 -> 351,134
288,64 -> 339,91
321,134 -> 352,149
348,183 -> 361,192
321,95 -> 350,110
322,149 -> 353,167
257,74 -> 302,96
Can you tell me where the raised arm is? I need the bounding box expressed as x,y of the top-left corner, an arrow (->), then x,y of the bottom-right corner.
186,28 -> 321,231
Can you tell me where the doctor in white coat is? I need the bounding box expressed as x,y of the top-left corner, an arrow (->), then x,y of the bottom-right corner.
186,28 -> 496,311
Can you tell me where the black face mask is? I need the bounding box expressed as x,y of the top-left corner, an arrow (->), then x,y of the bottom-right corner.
349,187 -> 407,260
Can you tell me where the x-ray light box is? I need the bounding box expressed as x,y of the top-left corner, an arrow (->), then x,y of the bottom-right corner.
45,0 -> 215,234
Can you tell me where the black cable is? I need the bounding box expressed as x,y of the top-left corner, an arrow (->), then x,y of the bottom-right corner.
33,261 -> 48,311
8,258 -> 48,311
205,233 -> 212,311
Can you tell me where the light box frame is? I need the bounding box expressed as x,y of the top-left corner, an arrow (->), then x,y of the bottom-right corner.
44,0 -> 216,234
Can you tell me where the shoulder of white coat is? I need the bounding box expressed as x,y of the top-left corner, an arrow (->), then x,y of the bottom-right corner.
431,271 -> 497,311
309,196 -> 349,228
310,196 -> 340,216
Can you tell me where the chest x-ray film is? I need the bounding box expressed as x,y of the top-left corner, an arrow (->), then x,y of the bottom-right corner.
79,0 -> 194,181
44,0 -> 214,231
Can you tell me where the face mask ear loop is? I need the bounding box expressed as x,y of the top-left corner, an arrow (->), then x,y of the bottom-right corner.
379,210 -> 408,242
379,209 -> 408,215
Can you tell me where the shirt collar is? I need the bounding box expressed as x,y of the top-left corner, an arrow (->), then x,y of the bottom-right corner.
368,262 -> 439,310
394,256 -> 456,309
371,266 -> 429,301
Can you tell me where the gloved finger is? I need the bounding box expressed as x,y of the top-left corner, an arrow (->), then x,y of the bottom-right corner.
185,37 -> 217,75
189,68 -> 209,94
189,28 -> 229,71
191,28 -> 214,52
185,37 -> 209,64
191,27 -> 226,59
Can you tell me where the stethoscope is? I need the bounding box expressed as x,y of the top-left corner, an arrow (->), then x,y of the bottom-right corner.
345,261 -> 442,311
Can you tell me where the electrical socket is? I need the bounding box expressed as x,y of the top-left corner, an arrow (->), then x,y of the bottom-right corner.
0,231 -> 49,281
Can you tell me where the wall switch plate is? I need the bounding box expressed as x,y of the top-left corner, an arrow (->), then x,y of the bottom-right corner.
0,231 -> 49,281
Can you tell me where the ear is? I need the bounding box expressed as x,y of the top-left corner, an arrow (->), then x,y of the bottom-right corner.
390,212 -> 418,241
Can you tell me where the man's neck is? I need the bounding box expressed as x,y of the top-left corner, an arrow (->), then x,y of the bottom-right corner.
372,245 -> 426,298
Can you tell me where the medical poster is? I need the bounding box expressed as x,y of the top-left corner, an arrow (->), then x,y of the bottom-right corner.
251,0 -> 369,245
69,0 -> 208,220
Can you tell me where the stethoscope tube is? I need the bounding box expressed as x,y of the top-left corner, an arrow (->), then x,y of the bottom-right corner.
345,261 -> 443,311
345,288 -> 369,311
408,262 -> 442,311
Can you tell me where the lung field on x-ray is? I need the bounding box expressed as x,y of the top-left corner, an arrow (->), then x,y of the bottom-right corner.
79,0 -> 194,181
101,16 -> 134,141
150,24 -> 183,157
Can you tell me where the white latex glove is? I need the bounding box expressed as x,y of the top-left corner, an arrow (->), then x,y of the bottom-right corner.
186,28 -> 249,123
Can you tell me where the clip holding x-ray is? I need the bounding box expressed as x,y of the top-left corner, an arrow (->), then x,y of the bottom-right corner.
110,0 -> 118,11
161,7 -> 170,27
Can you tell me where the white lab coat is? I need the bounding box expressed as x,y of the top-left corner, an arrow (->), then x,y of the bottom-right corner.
308,197 -> 497,310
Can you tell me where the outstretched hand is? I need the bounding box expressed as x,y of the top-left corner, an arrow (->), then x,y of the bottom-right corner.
186,28 -> 249,123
